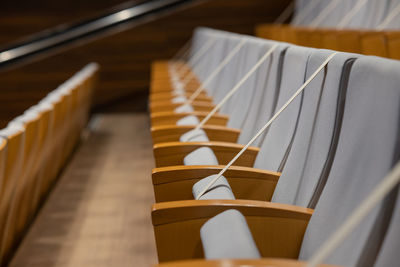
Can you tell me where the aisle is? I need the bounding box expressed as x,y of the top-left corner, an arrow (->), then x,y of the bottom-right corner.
10,113 -> 157,267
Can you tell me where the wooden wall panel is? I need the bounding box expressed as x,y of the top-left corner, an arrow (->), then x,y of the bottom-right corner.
0,0 -> 292,127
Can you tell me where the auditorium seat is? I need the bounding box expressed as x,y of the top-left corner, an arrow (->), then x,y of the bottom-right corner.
151,53 -> 400,265
0,124 -> 25,260
0,63 -> 98,262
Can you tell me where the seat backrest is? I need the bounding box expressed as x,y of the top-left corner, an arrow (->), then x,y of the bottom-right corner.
293,0 -> 326,26
236,42 -> 288,145
224,38 -> 281,131
192,29 -> 234,87
210,35 -> 248,105
299,56 -> 400,266
272,50 -> 358,207
253,45 -> 313,171
380,0 -> 400,29
374,186 -> 400,267
318,0 -> 356,28
347,0 -> 389,29
205,34 -> 246,98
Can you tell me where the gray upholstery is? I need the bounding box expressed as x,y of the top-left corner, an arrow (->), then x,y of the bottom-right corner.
292,0 -> 393,29
318,0 -> 355,27
375,186 -> 400,267
180,128 -> 209,142
200,209 -> 261,259
299,56 -> 400,266
171,95 -> 187,104
253,45 -> 313,172
237,44 -> 288,145
175,103 -> 195,113
347,0 -> 389,29
272,51 -> 359,207
176,115 -> 199,125
192,175 -> 235,200
223,39 -> 275,131
183,147 -> 218,166
381,0 -> 400,29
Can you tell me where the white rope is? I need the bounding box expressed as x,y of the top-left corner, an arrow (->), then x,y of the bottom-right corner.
185,38 -> 247,104
293,0 -> 320,25
169,38 -> 193,79
172,36 -> 217,83
307,160 -> 400,267
179,37 -> 218,86
309,0 -> 344,28
183,44 -> 279,142
181,37 -> 217,76
376,2 -> 400,30
336,0 -> 368,29
195,52 -> 337,200
170,38 -> 192,63
275,1 -> 295,24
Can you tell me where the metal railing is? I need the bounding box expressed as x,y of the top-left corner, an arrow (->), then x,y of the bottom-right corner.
0,0 -> 194,67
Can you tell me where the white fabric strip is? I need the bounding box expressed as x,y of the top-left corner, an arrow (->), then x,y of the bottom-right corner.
195,52 -> 338,199
186,38 -> 247,104
336,0 -> 369,29
307,160 -> 400,267
376,2 -> 400,30
183,43 -> 279,142
292,0 -> 320,25
309,0 -> 345,28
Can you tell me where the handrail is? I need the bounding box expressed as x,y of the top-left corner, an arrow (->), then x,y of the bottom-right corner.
0,0 -> 194,67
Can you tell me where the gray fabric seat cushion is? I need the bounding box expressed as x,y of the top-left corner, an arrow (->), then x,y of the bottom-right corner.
200,209 -> 261,259
171,95 -> 187,104
192,174 -> 235,200
183,147 -> 218,165
181,128 -> 219,165
180,128 -> 209,142
176,115 -> 199,126
175,103 -> 195,113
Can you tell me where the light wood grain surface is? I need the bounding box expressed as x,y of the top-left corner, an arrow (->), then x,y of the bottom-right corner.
9,113 -> 157,267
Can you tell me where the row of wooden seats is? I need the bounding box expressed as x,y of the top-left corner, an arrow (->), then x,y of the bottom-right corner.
147,28 -> 400,267
0,63 -> 98,264
255,25 -> 400,60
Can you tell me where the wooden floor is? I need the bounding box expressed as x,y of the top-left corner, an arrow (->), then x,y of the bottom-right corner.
9,113 -> 157,267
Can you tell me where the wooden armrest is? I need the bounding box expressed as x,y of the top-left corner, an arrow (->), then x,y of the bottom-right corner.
361,32 -> 388,57
150,101 -> 215,113
151,125 -> 240,144
151,81 -> 200,94
151,112 -> 229,127
152,199 -> 313,262
153,141 -> 259,168
321,29 -> 338,50
386,31 -> 400,60
336,30 -> 362,53
154,258 -> 340,267
150,92 -> 211,102
152,165 -> 280,202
